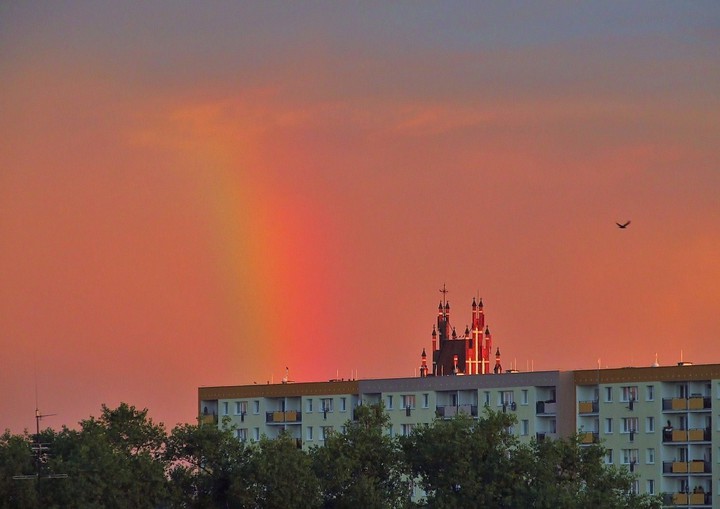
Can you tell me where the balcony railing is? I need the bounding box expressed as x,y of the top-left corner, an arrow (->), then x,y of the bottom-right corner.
662,397 -> 712,411
578,400 -> 599,414
536,401 -> 557,415
663,491 -> 712,506
662,460 -> 711,474
436,405 -> 478,418
265,410 -> 302,424
662,428 -> 710,443
536,432 -> 557,442
579,431 -> 599,444
200,413 -> 218,425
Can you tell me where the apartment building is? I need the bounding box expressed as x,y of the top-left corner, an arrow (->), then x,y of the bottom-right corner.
199,362 -> 720,508
575,363 -> 719,507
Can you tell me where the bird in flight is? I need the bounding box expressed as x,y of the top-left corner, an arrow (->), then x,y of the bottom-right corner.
616,220 -> 631,229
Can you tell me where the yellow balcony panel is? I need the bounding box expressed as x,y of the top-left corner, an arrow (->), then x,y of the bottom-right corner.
688,429 -> 704,441
688,397 -> 704,410
272,411 -> 284,422
672,492 -> 688,505
689,493 -> 705,504
672,398 -> 687,410
200,414 -> 218,425
285,410 -> 297,422
578,401 -> 594,414
672,461 -> 688,473
580,432 -> 595,444
672,429 -> 688,442
689,461 -> 706,473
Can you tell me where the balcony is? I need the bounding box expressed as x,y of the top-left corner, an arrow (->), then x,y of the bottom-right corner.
579,431 -> 599,444
663,491 -> 712,506
663,428 -> 711,443
536,401 -> 557,415
436,405 -> 478,418
663,429 -> 687,443
578,400 -> 599,414
200,413 -> 218,425
265,410 -> 302,424
663,397 -> 712,412
536,432 -> 557,442
663,460 -> 712,474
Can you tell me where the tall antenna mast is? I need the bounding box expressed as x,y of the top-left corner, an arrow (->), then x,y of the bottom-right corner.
13,379 -> 68,481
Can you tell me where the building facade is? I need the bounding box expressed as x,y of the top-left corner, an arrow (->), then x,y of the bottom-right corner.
199,362 -> 720,508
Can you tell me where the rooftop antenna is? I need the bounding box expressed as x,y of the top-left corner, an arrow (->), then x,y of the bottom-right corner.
13,375 -> 68,481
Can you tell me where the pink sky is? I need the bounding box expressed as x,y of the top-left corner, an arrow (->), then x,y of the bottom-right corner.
1,2 -> 719,433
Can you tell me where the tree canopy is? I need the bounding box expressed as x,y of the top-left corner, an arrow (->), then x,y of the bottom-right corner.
0,402 -> 661,508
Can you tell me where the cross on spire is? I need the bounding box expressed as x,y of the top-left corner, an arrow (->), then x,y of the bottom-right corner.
439,283 -> 449,307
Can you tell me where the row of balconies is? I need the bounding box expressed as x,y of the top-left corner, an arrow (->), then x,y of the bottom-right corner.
265,410 -> 302,424
662,428 -> 711,443
536,432 -> 558,442
436,404 -> 478,418
662,397 -> 711,412
662,460 -> 712,474
577,396 -> 712,415
663,491 -> 712,506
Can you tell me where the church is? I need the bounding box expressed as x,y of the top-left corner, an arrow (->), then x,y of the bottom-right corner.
420,287 -> 502,377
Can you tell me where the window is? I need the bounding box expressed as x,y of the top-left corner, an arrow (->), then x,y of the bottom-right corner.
630,480 -> 639,495
646,448 -> 655,464
402,424 -> 414,436
388,425 -> 394,437
340,397 -> 347,412
253,400 -> 260,414
500,391 -> 514,406
621,386 -> 638,402
622,417 -> 639,433
235,401 -> 247,415
401,395 -> 416,409
646,479 -> 655,495
621,449 -> 639,465
646,385 -> 654,401
306,426 -> 313,441
320,426 -> 333,441
386,395 -> 393,409
605,449 -> 614,464
521,390 -> 528,405
605,387 -> 613,402
253,428 -> 260,441
236,428 -> 247,442
422,393 -> 429,408
484,391 -> 490,406
521,420 -> 529,436
646,417 -> 655,433
605,418 -> 613,434
321,398 -> 333,413
306,399 -> 313,413
222,402 -> 228,416
549,419 -> 557,434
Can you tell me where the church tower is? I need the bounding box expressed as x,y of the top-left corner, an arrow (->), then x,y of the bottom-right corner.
422,287 -> 502,377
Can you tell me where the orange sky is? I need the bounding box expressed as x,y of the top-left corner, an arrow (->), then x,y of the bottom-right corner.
1,3 -> 719,433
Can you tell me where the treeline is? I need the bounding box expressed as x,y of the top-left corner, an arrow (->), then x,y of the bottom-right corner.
1,403 -> 660,509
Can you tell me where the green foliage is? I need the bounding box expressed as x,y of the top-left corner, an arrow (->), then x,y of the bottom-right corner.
400,409 -> 518,507
243,432 -> 321,509
311,403 -> 412,509
0,402 -> 662,509
0,430 -> 37,509
165,418 -> 252,508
